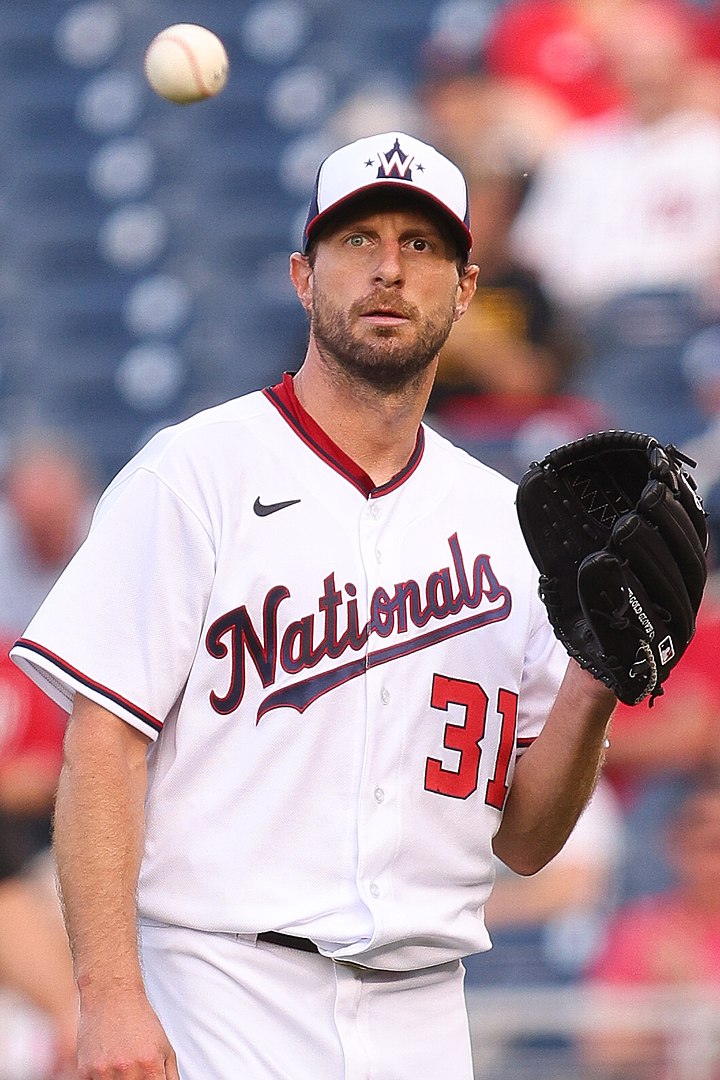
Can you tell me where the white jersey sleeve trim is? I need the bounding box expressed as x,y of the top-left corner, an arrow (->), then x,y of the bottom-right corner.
11,639 -> 162,740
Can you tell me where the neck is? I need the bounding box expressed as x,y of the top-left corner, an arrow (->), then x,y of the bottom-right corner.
292,345 -> 437,487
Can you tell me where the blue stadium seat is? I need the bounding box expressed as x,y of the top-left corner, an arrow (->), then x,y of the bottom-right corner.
570,289 -> 709,446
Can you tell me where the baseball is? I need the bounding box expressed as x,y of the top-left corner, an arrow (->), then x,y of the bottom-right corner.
144,24 -> 229,105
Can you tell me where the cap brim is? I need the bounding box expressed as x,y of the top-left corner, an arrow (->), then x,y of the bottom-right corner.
303,181 -> 472,258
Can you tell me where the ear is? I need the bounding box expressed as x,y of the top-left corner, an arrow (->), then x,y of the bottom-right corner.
290,252 -> 313,313
453,263 -> 479,322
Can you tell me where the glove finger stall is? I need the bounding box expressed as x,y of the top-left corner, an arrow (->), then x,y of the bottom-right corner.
577,550 -> 665,704
675,470 -> 709,554
637,480 -> 707,611
610,511 -> 695,647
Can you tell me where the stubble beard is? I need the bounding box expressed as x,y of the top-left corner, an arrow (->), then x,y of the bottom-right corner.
310,288 -> 457,393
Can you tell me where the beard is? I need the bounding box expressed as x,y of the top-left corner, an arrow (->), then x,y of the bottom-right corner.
310,285 -> 457,393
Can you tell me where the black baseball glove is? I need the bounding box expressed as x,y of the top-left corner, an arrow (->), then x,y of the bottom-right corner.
516,430 -> 708,706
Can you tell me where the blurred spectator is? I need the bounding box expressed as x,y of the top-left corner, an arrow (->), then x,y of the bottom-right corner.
582,776 -> 720,1078
416,109 -> 605,477
416,56 -> 615,476
504,0 -> 720,444
465,777 -> 624,988
682,325 -> 720,561
0,429 -> 96,1076
483,0 -> 630,120
510,0 -> 720,315
432,160 -> 581,407
603,581 -> 720,902
0,429 -> 97,638
482,0 -> 720,126
0,646 -> 76,1076
419,68 -> 571,187
0,643 -> 64,839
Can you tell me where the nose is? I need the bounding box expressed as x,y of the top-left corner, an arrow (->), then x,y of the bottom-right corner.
372,241 -> 404,287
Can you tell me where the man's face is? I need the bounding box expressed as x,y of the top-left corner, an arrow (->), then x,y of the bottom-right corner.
293,200 -> 477,392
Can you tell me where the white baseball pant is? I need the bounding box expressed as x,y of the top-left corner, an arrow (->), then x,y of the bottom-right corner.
139,921 -> 474,1079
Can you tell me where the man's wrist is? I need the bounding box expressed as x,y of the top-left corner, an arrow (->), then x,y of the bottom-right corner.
568,658 -> 618,705
76,965 -> 146,1002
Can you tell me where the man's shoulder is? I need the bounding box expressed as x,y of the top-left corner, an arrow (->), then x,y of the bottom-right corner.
105,388 -> 277,494
135,388 -> 274,457
170,387 -> 273,437
422,421 -> 519,498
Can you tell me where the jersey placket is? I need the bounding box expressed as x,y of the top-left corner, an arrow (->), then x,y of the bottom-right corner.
353,493 -> 400,945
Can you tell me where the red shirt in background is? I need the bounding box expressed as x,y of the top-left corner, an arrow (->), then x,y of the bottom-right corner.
484,1 -> 627,119
591,894 -> 720,983
484,0 -> 720,120
0,644 -> 65,777
604,601 -> 720,804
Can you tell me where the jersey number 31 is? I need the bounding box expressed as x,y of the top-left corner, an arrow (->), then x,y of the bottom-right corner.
425,674 -> 518,805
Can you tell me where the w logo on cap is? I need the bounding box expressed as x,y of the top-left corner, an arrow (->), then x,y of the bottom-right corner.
376,138 -> 415,182
303,131 -> 472,257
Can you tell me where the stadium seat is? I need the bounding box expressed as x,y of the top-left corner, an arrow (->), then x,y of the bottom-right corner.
570,289 -> 708,447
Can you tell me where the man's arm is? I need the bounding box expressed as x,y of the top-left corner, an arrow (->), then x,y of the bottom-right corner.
53,693 -> 180,1079
493,660 -> 616,876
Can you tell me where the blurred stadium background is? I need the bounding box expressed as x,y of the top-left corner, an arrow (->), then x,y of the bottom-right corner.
0,0 -> 473,483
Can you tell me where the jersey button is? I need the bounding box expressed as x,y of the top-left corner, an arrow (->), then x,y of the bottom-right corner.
381,687 -> 390,704
374,787 -> 385,803
370,502 -> 381,520
375,548 -> 383,564
370,883 -> 381,899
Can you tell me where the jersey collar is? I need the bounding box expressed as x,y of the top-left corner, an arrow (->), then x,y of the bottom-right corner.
263,372 -> 425,499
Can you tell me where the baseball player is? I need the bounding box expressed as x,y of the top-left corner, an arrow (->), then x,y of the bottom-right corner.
10,132 -> 616,1079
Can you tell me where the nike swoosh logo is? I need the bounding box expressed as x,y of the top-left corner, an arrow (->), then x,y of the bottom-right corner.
253,497 -> 302,517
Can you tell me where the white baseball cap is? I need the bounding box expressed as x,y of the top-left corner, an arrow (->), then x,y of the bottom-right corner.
302,132 -> 473,258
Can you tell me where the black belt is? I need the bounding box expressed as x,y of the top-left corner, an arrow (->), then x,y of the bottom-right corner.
257,930 -> 320,954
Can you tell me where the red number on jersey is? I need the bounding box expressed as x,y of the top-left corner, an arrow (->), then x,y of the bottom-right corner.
425,675 -> 487,799
485,687 -> 518,809
424,675 -> 518,805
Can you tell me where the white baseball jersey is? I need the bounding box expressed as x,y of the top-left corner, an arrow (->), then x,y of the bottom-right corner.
11,374 -> 567,971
